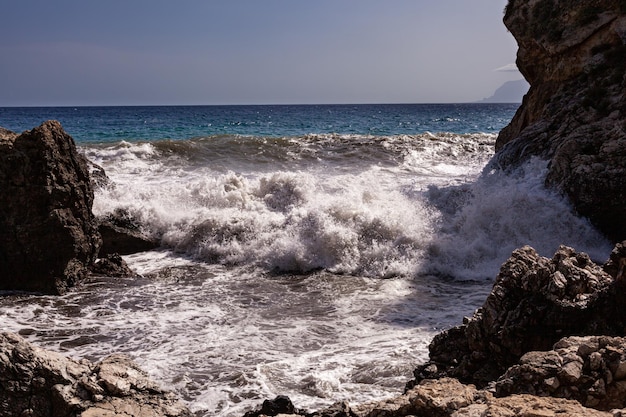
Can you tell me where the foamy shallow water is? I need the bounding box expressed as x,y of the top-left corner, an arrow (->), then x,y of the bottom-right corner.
0,255 -> 491,416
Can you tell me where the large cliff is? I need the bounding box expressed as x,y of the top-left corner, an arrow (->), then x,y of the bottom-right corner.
495,0 -> 626,241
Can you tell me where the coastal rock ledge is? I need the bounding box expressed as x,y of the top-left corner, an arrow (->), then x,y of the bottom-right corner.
0,332 -> 191,417
494,0 -> 626,241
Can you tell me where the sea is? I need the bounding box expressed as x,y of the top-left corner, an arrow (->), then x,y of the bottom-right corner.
0,104 -> 613,416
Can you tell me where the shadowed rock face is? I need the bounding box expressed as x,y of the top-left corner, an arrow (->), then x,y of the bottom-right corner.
494,0 -> 626,241
0,121 -> 101,294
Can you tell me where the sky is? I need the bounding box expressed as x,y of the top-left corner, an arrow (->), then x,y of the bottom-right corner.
0,1 -> 524,106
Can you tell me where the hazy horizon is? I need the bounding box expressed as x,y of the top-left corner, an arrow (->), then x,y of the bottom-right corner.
0,1 -> 523,107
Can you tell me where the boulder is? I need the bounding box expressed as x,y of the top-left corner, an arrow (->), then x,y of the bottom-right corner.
243,395 -> 301,417
0,121 -> 101,294
92,253 -> 138,278
410,244 -> 626,388
493,0 -> 626,241
0,332 -> 191,417
98,208 -> 159,257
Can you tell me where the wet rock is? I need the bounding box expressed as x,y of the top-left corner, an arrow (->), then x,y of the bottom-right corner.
243,395 -> 301,417
494,0 -> 626,241
409,244 -> 625,388
0,121 -> 101,294
88,159 -> 111,189
92,253 -> 137,277
0,332 -> 191,417
98,208 -> 159,257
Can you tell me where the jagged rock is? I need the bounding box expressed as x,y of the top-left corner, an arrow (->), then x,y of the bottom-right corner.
410,244 -> 626,388
0,121 -> 101,294
0,127 -> 17,141
98,208 -> 159,257
495,336 -> 626,410
493,0 -> 626,241
603,241 -> 626,281
0,332 -> 191,417
309,402 -> 358,417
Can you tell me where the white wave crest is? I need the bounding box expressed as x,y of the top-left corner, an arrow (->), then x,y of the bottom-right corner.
90,134 -> 611,281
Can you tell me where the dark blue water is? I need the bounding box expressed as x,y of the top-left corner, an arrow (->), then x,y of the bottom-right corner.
0,103 -> 519,143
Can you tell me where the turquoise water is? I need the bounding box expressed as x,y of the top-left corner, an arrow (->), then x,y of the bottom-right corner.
0,103 -> 519,143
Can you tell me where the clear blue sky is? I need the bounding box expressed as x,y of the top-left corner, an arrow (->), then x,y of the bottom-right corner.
0,1 -> 522,106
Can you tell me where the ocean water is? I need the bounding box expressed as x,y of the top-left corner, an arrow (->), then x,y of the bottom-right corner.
0,104 -> 613,416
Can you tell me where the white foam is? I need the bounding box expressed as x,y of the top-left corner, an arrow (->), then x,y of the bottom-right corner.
2,263 -> 483,416
88,135 -> 610,282
20,134 -> 608,416
424,157 -> 612,279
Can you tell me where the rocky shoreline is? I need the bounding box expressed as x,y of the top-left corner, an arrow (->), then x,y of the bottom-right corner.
242,243 -> 626,417
1,0 -> 625,416
0,332 -> 190,417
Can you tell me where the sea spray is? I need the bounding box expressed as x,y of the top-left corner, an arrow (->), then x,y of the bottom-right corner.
87,134 -> 610,281
424,157 -> 612,279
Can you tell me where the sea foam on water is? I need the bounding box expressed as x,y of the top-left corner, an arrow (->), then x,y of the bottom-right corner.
0,127 -> 613,417
87,133 -> 610,281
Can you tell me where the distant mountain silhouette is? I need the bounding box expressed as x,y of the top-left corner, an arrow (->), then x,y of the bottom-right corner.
479,79 -> 529,103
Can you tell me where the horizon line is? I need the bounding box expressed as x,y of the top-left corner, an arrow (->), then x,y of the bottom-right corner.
0,101 -> 522,109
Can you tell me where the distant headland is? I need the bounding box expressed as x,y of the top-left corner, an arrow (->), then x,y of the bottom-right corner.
478,79 -> 529,103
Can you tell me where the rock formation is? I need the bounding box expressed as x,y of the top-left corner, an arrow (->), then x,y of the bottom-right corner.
493,0 -> 626,241
0,332 -> 191,417
0,121 -> 101,294
495,335 -> 626,410
410,244 -> 626,388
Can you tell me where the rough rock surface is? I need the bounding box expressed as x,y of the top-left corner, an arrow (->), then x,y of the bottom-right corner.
494,0 -> 626,241
410,244 -> 626,388
0,121 -> 101,294
0,332 -> 191,417
98,209 -> 159,257
0,127 -> 17,141
496,335 -> 626,410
